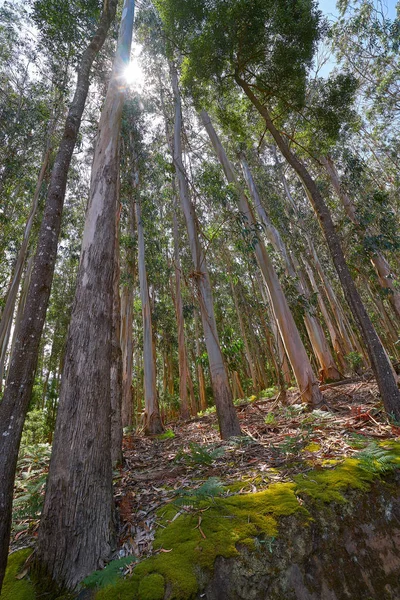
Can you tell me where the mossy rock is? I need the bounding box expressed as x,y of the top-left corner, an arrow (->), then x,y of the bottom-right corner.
95,442 -> 400,600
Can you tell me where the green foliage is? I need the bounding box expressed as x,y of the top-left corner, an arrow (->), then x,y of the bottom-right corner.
83,556 -> 137,590
357,443 -> 399,475
275,433 -> 310,456
173,477 -> 225,507
260,387 -> 278,399
13,444 -> 51,531
21,409 -> 47,446
157,0 -> 322,112
156,429 -> 175,440
346,351 -> 363,374
175,442 -> 225,466
264,413 -> 277,426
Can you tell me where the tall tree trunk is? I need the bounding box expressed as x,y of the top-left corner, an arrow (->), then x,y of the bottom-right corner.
254,271 -> 292,387
135,195 -> 164,435
201,110 -> 322,406
322,156 -> 400,321
120,172 -> 137,428
172,189 -> 190,419
170,65 -> 241,438
111,209 -> 123,466
240,153 -> 341,382
32,1 -> 132,591
230,279 -> 258,392
236,76 -> 400,418
0,1 -> 118,592
0,149 -> 51,353
302,257 -> 348,372
194,309 -> 208,411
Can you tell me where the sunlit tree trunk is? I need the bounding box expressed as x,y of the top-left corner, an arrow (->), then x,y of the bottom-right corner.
135,195 -> 164,434
240,153 -> 341,381
201,111 -> 322,406
237,77 -> 400,418
170,66 -> 241,438
0,1 -> 118,592
33,1 -> 132,591
120,192 -> 136,427
172,189 -> 191,419
230,278 -> 258,391
194,309 -> 208,411
302,257 -> 348,372
322,156 -> 400,322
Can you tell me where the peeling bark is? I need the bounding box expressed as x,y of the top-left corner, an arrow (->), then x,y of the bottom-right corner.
236,76 -> 400,419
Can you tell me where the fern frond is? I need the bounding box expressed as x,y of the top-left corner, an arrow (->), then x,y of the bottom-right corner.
357,443 -> 398,474
83,555 -> 137,589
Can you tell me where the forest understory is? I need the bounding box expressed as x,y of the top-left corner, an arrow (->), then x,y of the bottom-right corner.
10,376 -> 400,570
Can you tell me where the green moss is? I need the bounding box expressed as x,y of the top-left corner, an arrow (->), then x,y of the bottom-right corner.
138,574 -> 165,600
295,458 -> 377,503
156,430 -> 175,441
303,442 -> 321,452
97,443 -> 400,600
1,549 -> 35,600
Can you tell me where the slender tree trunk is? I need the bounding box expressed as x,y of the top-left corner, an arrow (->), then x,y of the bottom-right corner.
120,176 -> 137,428
170,65 -> 241,438
194,310 -> 208,411
0,1 -> 118,592
0,150 -> 51,353
254,271 -> 292,387
32,2 -> 132,591
302,257 -> 348,372
322,156 -> 400,321
172,190 -> 190,419
135,195 -> 164,434
111,209 -> 123,466
201,110 -> 322,406
240,153 -> 341,381
230,279 -> 258,391
236,76 -> 400,418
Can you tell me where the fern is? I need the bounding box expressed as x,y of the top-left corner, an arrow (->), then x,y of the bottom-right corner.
357,443 -> 398,474
175,442 -> 224,466
82,555 -> 137,589
174,477 -> 225,507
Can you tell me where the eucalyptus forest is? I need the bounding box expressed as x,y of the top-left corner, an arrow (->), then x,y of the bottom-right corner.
0,0 -> 400,598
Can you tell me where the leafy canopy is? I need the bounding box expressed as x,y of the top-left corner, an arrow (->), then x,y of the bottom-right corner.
156,0 -> 323,110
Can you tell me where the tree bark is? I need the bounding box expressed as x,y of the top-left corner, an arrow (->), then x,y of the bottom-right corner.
172,189 -> 191,419
111,208 -> 123,466
0,1 -> 118,592
135,194 -> 164,435
170,65 -> 241,438
236,75 -> 400,418
201,110 -> 322,406
322,155 -> 400,321
120,169 -> 137,428
240,153 -> 341,382
32,1 -> 133,591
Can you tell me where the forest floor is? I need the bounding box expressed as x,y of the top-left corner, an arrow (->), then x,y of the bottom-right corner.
11,376 -> 400,565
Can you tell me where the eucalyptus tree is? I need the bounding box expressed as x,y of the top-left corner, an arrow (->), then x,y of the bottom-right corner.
169,63 -> 241,438
134,148 -> 164,434
33,0 -> 135,589
0,0 -> 118,591
156,0 -> 400,418
201,110 -> 323,405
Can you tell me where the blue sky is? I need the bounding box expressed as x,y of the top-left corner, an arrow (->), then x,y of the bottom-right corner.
318,0 -> 398,21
